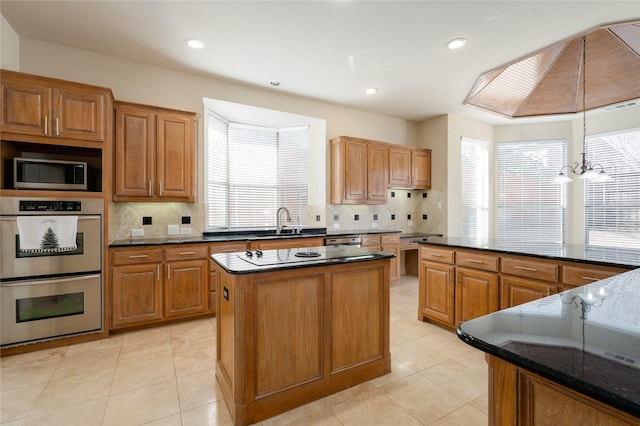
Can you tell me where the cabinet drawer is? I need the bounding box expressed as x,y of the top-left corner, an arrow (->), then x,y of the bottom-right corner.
399,238 -> 419,251
420,246 -> 455,264
562,264 -> 628,287
502,256 -> 558,282
361,234 -> 381,247
112,248 -> 163,265
210,242 -> 248,255
165,245 -> 208,261
381,234 -> 400,245
455,250 -> 499,272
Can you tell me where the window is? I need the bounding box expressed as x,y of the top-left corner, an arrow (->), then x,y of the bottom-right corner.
585,128 -> 640,249
497,139 -> 567,244
206,111 -> 308,229
461,138 -> 489,240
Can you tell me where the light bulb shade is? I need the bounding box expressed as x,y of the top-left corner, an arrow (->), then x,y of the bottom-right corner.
553,173 -> 573,184
593,171 -> 613,182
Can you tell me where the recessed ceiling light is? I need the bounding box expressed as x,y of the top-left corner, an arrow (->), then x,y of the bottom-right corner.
365,87 -> 379,95
447,38 -> 467,50
185,38 -> 205,49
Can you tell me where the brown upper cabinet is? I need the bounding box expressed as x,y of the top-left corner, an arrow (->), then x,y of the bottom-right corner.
1,70 -> 109,145
331,136 -> 388,204
388,145 -> 432,189
114,101 -> 197,202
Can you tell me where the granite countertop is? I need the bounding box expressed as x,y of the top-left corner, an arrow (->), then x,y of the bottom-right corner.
415,237 -> 640,268
211,245 -> 394,274
109,228 -> 407,247
457,268 -> 640,417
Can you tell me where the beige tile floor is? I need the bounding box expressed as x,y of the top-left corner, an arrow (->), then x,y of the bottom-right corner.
0,275 -> 488,426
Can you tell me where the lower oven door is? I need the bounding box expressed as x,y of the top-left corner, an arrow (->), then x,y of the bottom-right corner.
1,274 -> 102,347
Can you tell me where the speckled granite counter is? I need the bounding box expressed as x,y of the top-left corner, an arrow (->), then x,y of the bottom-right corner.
109,228 -> 407,247
211,245 -> 394,274
457,267 -> 640,418
415,237 -> 640,268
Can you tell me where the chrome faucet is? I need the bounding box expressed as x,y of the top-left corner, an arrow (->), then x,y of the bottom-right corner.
276,207 -> 292,235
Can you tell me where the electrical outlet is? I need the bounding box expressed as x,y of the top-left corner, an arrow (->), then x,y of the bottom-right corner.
168,224 -> 179,235
333,223 -> 340,229
408,220 -> 413,226
131,229 -> 144,237
371,222 -> 378,228
180,227 -> 192,235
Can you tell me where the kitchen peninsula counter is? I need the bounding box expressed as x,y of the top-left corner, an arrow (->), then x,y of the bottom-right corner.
458,268 -> 640,424
210,246 -> 393,425
414,237 -> 640,269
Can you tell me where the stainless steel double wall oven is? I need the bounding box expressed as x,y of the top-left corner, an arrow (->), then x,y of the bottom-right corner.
0,197 -> 103,347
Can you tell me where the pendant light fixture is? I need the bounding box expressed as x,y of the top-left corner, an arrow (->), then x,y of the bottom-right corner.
554,36 -> 612,184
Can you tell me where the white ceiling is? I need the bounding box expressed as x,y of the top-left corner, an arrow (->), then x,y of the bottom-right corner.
2,1 -> 639,125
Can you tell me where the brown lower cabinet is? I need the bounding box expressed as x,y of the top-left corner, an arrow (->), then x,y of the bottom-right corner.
487,355 -> 639,426
361,233 -> 400,282
455,267 -> 498,324
110,244 -> 208,329
418,245 -> 631,328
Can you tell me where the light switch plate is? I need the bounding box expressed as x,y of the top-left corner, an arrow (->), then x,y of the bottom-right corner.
168,224 -> 179,235
131,229 -> 144,237
180,227 -> 192,235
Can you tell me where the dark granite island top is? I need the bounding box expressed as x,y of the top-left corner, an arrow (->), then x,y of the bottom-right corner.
211,244 -> 395,274
457,268 -> 640,419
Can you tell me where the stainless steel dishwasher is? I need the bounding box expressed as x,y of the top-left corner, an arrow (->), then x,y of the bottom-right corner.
324,236 -> 362,247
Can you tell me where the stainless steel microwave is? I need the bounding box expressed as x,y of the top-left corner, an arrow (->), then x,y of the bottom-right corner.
13,157 -> 88,190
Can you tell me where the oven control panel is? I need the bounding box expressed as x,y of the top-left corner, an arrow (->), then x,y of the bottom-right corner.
19,200 -> 82,212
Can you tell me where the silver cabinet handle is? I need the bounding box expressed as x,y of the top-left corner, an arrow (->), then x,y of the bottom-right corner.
223,248 -> 237,252
581,276 -> 600,281
167,264 -> 170,280
128,254 -> 148,259
514,266 -> 538,272
55,117 -> 59,136
149,181 -> 152,196
159,181 -> 163,196
44,116 -> 48,135
179,251 -> 196,256
157,264 -> 160,281
465,259 -> 483,263
429,253 -> 442,257
547,288 -> 551,296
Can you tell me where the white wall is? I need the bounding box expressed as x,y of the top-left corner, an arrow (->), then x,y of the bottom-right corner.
1,15 -> 20,70
13,36 -> 423,239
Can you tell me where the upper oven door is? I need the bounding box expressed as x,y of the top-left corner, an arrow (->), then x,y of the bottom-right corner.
0,215 -> 102,279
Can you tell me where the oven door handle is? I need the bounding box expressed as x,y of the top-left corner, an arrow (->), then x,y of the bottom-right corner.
0,273 -> 101,287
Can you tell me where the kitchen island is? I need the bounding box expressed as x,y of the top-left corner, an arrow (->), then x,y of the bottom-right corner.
210,245 -> 394,426
457,267 -> 640,425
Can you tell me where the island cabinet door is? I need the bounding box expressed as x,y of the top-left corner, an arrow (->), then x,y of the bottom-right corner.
331,265 -> 388,373
418,261 -> 455,326
455,267 -> 498,324
253,272 -> 324,398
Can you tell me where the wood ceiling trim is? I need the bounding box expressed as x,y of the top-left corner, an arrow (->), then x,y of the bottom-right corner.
464,20 -> 640,118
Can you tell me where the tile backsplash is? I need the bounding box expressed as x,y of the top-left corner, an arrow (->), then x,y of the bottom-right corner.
109,189 -> 444,241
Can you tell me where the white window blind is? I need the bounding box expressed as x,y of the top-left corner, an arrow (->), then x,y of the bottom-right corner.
461,138 -> 489,240
497,139 -> 567,244
206,112 -> 308,229
585,128 -> 640,249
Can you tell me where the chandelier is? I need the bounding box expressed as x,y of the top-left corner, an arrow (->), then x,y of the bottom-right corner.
554,36 -> 612,184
